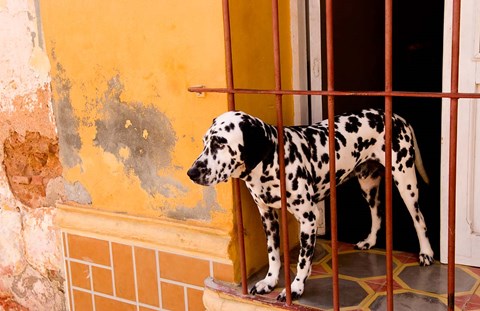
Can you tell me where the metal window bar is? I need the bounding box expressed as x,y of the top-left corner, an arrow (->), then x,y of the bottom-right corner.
188,0 -> 476,309
324,0 -> 340,308
220,0 -> 249,297
384,0 -> 394,309
448,0 -> 461,310
271,0 -> 293,306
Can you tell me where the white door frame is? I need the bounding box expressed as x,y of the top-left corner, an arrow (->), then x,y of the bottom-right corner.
440,0 -> 480,266
290,1 -> 323,125
290,0 -> 326,234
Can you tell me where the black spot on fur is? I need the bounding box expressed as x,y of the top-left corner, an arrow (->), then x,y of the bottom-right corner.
302,211 -> 316,222
345,116 -> 362,133
366,111 -> 384,133
239,117 -> 276,172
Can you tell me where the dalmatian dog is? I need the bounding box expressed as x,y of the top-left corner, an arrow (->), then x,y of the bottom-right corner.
187,108 -> 434,301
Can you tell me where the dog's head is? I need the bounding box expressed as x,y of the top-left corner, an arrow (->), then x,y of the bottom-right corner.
187,111 -> 275,186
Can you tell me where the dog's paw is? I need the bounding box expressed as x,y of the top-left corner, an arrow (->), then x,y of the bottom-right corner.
419,253 -> 434,266
249,279 -> 276,295
354,241 -> 372,250
276,280 -> 305,302
276,289 -> 302,302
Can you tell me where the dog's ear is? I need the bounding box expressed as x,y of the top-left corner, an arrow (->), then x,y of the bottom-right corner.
239,119 -> 275,172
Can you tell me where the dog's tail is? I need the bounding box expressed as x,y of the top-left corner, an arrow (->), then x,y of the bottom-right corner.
410,125 -> 430,185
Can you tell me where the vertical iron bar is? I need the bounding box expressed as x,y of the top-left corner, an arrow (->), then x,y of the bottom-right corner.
448,0 -> 461,309
384,0 -> 394,310
325,0 -> 340,309
222,0 -> 248,296
271,0 -> 292,305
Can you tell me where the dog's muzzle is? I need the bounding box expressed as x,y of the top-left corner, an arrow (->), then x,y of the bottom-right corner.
187,166 -> 201,182
187,161 -> 210,185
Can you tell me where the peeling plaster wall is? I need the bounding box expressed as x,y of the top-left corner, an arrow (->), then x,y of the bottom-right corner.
39,0 -> 234,230
38,0 -> 298,283
0,0 -> 65,309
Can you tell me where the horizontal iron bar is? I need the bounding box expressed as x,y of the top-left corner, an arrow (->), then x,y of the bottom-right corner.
188,86 -> 480,99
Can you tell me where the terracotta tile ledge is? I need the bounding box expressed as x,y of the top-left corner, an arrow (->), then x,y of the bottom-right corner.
203,278 -> 318,311
55,202 -> 232,263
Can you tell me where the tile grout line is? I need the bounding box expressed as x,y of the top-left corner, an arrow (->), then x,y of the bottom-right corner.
132,246 -> 140,311
71,286 -> 161,310
66,259 -> 75,311
156,250 -> 163,310
89,264 -> 96,311
184,286 -> 189,311
158,277 -> 205,291
109,240 -> 117,297
63,233 -> 76,311
61,232 -> 73,311
67,257 -> 112,270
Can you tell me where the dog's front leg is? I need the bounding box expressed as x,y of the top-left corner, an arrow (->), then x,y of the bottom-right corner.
250,208 -> 281,295
277,209 -> 318,302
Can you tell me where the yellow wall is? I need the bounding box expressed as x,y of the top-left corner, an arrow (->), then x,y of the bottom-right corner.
230,0 -> 294,123
40,1 -> 234,230
40,0 -> 297,282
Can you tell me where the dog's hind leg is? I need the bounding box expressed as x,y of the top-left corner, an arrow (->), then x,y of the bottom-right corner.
250,207 -> 281,295
393,167 -> 434,266
355,165 -> 382,250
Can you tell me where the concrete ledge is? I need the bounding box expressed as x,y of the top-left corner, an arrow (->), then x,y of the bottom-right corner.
55,202 -> 232,262
203,278 -> 297,311
203,286 -> 285,311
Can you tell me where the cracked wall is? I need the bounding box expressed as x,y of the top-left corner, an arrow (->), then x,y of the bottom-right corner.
40,0 -> 235,228
0,0 -> 66,309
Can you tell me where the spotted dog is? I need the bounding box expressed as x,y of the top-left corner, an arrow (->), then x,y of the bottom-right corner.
187,109 -> 434,301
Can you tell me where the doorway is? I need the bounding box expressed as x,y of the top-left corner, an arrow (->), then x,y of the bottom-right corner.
302,0 -> 444,257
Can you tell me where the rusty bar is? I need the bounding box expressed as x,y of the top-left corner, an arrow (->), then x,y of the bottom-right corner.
384,0 -> 394,309
188,86 -> 480,99
448,0 -> 461,309
271,0 -> 292,305
325,0 -> 339,309
222,0 -> 248,296
223,0 -> 235,109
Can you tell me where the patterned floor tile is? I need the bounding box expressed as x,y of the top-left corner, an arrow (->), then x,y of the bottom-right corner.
298,277 -> 369,309
208,239 -> 480,310
369,292 -> 447,310
398,264 -> 478,295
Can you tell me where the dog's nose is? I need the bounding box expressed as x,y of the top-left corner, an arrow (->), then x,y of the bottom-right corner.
187,167 -> 200,180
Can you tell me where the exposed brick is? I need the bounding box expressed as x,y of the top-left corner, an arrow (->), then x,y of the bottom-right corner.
10,176 -> 31,185
3,131 -> 62,208
0,296 -> 29,311
30,175 -> 44,186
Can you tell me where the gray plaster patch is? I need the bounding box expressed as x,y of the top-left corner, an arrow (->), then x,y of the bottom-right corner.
167,187 -> 222,221
94,76 -> 180,196
64,180 -> 92,205
50,62 -> 82,168
46,176 -> 92,205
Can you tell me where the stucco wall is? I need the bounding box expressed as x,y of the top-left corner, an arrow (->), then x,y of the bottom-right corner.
0,0 -> 65,309
39,0 -> 234,229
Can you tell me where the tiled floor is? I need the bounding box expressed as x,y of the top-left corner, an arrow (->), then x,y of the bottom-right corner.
207,239 -> 480,310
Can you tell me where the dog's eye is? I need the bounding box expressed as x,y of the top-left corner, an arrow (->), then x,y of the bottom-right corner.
210,136 -> 227,151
